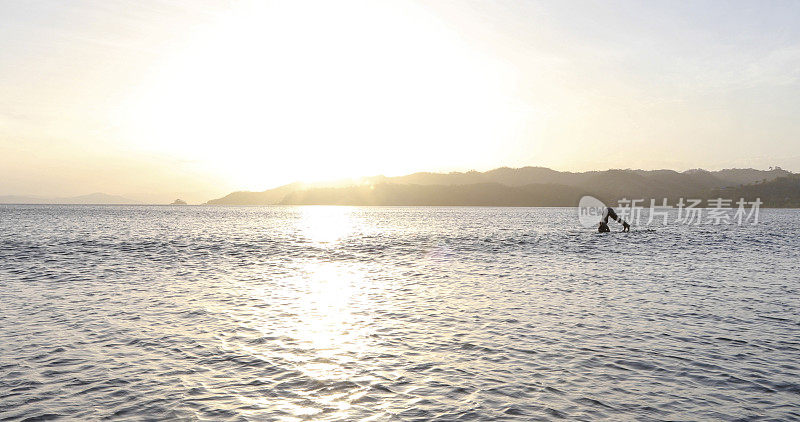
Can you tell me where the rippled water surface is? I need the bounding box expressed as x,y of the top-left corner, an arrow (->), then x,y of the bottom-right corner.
1,205 -> 799,421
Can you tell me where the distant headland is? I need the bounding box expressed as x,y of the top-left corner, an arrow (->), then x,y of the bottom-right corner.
206,166 -> 800,207
3,167 -> 796,207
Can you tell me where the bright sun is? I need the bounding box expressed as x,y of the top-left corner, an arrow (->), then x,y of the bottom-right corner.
123,0 -> 525,190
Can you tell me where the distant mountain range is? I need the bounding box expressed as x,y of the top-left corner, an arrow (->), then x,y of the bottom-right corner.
0,192 -> 140,205
207,166 -> 797,207
711,174 -> 800,207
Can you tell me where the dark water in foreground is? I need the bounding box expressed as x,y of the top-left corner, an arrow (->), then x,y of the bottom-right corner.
1,205 -> 799,421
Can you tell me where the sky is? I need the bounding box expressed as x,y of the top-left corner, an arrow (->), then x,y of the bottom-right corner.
1,0 -> 799,203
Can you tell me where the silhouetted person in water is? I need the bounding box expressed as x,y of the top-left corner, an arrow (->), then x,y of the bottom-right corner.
599,207 -> 630,232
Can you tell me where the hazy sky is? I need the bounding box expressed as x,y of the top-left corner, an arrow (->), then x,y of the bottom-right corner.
2,0 -> 799,202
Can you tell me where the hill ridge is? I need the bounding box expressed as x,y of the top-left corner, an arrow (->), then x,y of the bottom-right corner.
205,166 -> 794,206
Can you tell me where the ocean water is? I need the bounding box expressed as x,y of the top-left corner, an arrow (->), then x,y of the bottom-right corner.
1,205 -> 799,421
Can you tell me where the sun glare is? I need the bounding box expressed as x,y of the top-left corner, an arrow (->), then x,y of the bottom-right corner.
123,0 -> 524,189
299,206 -> 357,246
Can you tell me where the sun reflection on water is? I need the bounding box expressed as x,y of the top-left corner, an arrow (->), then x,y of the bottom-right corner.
298,206 -> 357,246
223,207 -> 388,419
302,264 -> 356,345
